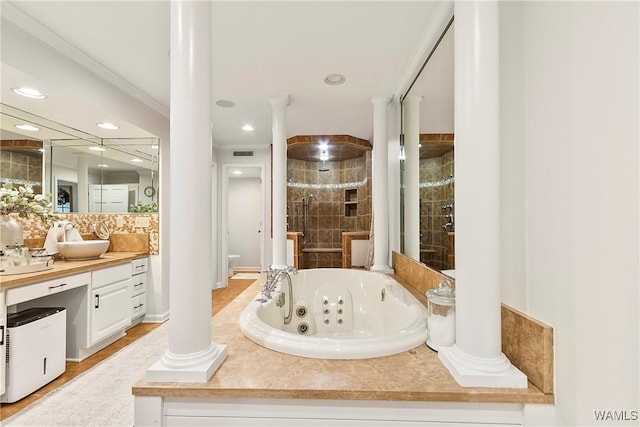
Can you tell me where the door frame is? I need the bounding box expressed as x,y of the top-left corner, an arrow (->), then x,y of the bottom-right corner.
221,163 -> 266,286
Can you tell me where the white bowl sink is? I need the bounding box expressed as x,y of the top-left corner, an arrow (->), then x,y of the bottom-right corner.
57,240 -> 110,260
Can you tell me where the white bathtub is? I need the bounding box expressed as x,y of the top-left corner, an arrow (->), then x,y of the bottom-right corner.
239,268 -> 428,359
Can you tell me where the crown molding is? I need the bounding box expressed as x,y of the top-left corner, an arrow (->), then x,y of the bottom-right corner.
2,2 -> 170,118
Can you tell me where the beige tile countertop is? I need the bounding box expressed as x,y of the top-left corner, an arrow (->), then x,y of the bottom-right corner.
132,278 -> 553,404
0,251 -> 148,290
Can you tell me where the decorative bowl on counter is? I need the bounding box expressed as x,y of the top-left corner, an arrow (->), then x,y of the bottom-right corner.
57,240 -> 110,260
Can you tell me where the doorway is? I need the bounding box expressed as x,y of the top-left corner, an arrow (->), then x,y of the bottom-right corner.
221,164 -> 265,285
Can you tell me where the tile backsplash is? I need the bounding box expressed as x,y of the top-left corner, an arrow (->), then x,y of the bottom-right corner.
16,213 -> 159,254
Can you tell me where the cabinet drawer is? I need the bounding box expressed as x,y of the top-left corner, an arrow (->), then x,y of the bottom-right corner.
131,258 -> 148,275
130,272 -> 147,297
6,272 -> 91,306
92,263 -> 131,290
131,293 -> 146,319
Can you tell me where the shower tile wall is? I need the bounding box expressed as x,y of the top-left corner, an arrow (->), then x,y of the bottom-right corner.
0,140 -> 44,193
288,152 -> 371,268
419,150 -> 454,270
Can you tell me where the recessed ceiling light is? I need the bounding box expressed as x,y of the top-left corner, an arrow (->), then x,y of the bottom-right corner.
15,124 -> 39,131
88,146 -> 106,152
12,87 -> 47,99
216,99 -> 235,108
241,124 -> 254,132
131,158 -> 143,163
97,164 -> 109,168
232,170 -> 243,175
97,122 -> 119,130
324,73 -> 346,85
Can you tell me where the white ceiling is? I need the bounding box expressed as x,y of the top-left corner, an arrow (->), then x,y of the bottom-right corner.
1,1 -> 452,150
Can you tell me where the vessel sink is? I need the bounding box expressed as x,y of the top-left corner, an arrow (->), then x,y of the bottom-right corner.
57,240 -> 110,260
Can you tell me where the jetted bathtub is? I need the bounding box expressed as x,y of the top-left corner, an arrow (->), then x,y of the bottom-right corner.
239,268 -> 428,359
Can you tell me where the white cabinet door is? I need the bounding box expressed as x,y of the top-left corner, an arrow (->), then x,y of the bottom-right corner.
90,279 -> 130,345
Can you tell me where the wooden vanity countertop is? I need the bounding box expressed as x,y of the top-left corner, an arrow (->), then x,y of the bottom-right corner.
132,278 -> 554,405
0,252 -> 148,290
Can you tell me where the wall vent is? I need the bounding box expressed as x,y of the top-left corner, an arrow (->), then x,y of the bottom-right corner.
233,150 -> 254,157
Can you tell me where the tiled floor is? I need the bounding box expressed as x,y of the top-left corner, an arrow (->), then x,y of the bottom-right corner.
0,277 -> 256,421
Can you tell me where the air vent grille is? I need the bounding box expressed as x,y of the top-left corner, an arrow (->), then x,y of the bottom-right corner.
233,150 -> 254,157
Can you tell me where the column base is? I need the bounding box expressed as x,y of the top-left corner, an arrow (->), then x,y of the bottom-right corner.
369,264 -> 394,275
270,264 -> 289,270
146,342 -> 228,383
438,344 -> 527,388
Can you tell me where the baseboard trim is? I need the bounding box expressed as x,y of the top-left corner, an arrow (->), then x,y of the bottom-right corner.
143,311 -> 169,323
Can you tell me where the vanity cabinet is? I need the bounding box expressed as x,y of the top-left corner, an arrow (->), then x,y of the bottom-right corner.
90,264 -> 131,345
5,273 -> 90,306
1,254 -> 144,363
0,290 -> 5,397
129,257 -> 148,326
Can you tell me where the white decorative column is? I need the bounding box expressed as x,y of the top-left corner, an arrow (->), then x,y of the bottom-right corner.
147,0 -> 227,382
402,95 -> 421,261
438,0 -> 526,388
76,154 -> 89,212
269,95 -> 290,269
370,96 -> 393,274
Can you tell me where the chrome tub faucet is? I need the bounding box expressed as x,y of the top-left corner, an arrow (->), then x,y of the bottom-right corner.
258,265 -> 298,325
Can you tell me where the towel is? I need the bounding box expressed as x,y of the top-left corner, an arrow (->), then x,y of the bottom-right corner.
43,221 -> 83,255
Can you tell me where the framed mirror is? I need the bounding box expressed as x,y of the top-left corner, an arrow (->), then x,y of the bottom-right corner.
1,103 -> 159,214
400,20 -> 454,272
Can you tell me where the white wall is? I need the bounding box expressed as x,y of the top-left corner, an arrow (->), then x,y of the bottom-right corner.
500,2 -> 639,425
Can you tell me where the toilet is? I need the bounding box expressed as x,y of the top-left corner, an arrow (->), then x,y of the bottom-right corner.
228,254 -> 240,277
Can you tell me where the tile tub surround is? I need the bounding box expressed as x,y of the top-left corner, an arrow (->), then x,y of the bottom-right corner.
286,232 -> 303,268
133,276 -> 552,404
392,251 -> 554,396
15,213 -> 158,254
341,231 -> 369,268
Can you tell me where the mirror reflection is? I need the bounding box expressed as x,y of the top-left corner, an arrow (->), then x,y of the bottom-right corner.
401,20 -> 454,272
0,103 -> 159,214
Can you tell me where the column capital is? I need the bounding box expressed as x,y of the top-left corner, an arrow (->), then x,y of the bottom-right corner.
370,95 -> 390,106
403,94 -> 423,105
268,95 -> 290,108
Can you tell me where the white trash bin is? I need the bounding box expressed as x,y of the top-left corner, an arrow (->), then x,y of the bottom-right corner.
1,307 -> 66,403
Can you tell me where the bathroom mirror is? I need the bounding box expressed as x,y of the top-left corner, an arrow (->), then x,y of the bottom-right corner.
0,103 -> 159,214
400,20 -> 454,271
